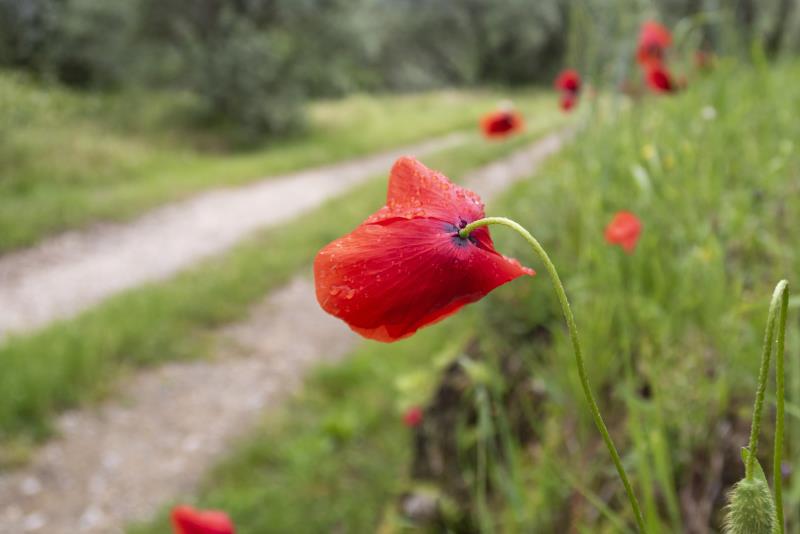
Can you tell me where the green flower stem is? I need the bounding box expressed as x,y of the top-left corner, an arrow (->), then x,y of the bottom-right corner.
460,216 -> 646,533
745,280 -> 788,532
774,282 -> 788,534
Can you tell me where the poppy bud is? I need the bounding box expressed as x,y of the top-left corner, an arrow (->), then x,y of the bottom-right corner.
722,478 -> 776,534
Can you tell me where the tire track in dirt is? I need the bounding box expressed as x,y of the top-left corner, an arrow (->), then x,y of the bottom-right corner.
0,133 -> 466,340
0,128 -> 570,533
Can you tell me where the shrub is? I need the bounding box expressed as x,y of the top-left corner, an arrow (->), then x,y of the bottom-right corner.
179,13 -> 306,138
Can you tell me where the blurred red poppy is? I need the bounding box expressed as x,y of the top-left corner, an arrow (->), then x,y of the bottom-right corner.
605,212 -> 642,253
560,93 -> 577,111
555,69 -> 581,112
645,64 -> 675,93
480,110 -> 524,138
636,21 -> 672,67
314,157 -> 534,342
172,505 -> 235,534
403,406 -> 424,427
554,69 -> 581,94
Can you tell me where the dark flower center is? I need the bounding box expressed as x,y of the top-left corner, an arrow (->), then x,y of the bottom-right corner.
449,219 -> 478,247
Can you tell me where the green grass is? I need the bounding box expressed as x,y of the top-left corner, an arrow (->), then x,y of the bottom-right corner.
0,72 -> 549,252
128,320 -> 474,534
0,107 -> 563,460
127,61 -> 800,533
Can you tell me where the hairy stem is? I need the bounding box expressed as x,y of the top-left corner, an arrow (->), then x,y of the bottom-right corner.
774,281 -> 788,534
748,280 -> 788,533
743,280 -> 789,534
460,216 -> 646,533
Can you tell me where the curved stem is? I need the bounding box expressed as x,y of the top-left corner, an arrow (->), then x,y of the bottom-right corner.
460,217 -> 646,533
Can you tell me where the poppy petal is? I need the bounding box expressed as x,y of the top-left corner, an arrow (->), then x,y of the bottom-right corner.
314,218 -> 533,342
636,21 -> 672,67
560,93 -> 577,111
480,110 -> 524,138
645,65 -> 675,93
172,505 -> 235,534
555,69 -> 581,93
403,406 -> 424,427
640,21 -> 672,48
605,211 -> 642,253
366,156 -> 486,225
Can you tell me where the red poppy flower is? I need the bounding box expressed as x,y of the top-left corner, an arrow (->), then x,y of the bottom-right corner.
403,406 -> 424,427
172,506 -> 235,534
555,69 -> 581,112
480,110 -> 523,138
605,212 -> 642,253
560,93 -> 577,111
645,64 -> 675,93
636,21 -> 672,67
314,157 -> 534,342
554,69 -> 581,94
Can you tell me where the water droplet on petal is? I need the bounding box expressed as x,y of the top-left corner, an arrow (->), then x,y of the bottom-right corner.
330,285 -> 356,300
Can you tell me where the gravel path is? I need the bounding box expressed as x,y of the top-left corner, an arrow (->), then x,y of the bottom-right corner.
0,133 -> 466,339
0,129 -> 570,533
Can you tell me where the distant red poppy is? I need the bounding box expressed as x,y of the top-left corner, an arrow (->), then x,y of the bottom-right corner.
560,93 -> 577,111
403,406 -> 424,427
645,64 -> 675,93
555,69 -> 581,112
555,69 -> 581,94
480,110 -> 524,138
636,21 -> 672,67
605,212 -> 642,253
172,505 -> 235,534
314,157 -> 534,342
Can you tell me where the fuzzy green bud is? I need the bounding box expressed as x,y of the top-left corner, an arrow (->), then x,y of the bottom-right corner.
723,478 -> 777,534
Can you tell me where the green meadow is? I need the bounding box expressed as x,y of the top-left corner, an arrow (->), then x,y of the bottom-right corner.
130,62 -> 800,533
2,2 -> 799,531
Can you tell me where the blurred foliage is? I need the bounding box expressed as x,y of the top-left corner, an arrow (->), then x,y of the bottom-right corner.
0,74 -> 551,251
1,0 -> 798,135
178,14 -> 306,136
47,0 -> 140,87
363,0 -> 569,89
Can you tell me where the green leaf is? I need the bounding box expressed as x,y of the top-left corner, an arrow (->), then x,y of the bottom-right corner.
741,447 -> 770,485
